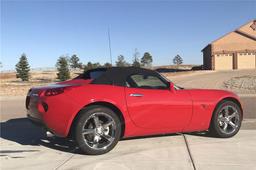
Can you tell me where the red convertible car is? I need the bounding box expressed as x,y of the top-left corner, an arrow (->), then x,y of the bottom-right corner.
26,67 -> 242,155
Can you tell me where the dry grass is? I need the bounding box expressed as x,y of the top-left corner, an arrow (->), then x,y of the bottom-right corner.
0,70 -> 81,96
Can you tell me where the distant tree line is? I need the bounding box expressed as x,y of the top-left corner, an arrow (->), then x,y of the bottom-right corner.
56,49 -> 154,81
15,50 -> 184,81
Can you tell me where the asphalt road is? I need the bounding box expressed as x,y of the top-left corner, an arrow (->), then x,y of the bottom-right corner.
240,96 -> 256,119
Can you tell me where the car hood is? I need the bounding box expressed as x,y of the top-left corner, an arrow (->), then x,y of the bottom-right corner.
184,88 -> 240,101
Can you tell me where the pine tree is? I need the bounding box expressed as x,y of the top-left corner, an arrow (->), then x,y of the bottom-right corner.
84,62 -> 102,72
15,54 -> 30,81
173,55 -> 183,66
56,56 -> 70,81
70,54 -> 82,69
116,55 -> 129,67
103,62 -> 112,68
141,52 -> 153,68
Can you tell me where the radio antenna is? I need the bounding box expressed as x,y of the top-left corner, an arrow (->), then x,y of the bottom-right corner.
108,27 -> 113,66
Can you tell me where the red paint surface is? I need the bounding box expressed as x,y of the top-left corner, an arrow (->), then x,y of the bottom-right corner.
27,79 -> 242,138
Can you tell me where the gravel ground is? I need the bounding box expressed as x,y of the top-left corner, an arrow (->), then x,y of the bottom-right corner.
168,69 -> 256,95
223,75 -> 256,94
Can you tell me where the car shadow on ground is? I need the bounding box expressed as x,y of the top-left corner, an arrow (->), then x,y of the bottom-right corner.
0,118 -> 81,154
1,118 -> 214,155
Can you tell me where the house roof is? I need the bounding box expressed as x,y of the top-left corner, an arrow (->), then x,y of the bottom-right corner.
202,19 -> 256,51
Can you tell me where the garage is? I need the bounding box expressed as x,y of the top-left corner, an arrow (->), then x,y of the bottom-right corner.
202,20 -> 256,70
237,53 -> 256,69
214,54 -> 233,70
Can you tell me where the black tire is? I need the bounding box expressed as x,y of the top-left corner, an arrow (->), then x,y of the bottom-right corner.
75,105 -> 121,155
209,100 -> 242,138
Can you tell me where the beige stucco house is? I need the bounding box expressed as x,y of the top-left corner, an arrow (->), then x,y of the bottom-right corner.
202,20 -> 256,70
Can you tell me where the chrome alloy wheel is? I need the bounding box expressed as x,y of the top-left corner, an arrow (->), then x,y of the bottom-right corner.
217,105 -> 240,134
82,112 -> 116,150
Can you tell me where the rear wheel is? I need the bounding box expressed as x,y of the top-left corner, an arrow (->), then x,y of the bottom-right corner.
75,105 -> 121,155
209,100 -> 242,138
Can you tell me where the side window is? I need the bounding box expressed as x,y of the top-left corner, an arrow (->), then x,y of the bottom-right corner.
89,71 -> 106,79
74,70 -> 106,80
126,74 -> 168,89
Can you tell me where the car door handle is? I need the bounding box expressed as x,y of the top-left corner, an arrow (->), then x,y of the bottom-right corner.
129,93 -> 144,97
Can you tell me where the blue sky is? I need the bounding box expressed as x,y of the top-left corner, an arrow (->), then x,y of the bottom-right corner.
1,0 -> 255,70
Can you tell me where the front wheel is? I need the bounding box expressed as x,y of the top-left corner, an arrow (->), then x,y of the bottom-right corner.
209,100 -> 242,138
75,105 -> 121,155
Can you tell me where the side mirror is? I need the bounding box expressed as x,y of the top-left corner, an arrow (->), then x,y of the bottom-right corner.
169,82 -> 175,91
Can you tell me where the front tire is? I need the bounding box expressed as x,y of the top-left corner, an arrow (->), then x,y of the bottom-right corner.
75,105 -> 121,155
209,100 -> 242,138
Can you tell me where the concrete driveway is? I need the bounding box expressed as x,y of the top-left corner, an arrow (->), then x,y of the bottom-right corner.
1,118 -> 255,170
1,70 -> 256,170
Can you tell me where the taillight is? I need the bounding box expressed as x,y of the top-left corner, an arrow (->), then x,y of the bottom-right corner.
45,88 -> 65,96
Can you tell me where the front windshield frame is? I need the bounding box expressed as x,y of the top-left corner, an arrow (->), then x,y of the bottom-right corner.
158,72 -> 184,90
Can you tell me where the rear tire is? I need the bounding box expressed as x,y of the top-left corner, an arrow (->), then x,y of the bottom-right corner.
75,105 -> 121,155
209,100 -> 242,138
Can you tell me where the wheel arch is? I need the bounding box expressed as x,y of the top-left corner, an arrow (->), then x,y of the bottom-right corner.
211,97 -> 243,122
208,96 -> 243,137
68,101 -> 126,139
220,97 -> 243,118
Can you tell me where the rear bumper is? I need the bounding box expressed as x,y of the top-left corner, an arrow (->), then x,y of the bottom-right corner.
27,106 -> 64,137
26,91 -> 78,138
26,94 -> 44,123
27,114 -> 44,126
27,114 -> 56,135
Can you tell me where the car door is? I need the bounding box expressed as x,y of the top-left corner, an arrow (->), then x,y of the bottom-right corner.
125,73 -> 192,132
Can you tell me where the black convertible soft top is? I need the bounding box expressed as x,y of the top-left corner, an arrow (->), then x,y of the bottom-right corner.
90,67 -> 165,87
